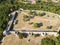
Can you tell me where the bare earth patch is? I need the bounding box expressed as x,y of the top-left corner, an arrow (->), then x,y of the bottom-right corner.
14,10 -> 60,31
1,34 -> 44,45
1,34 -> 20,45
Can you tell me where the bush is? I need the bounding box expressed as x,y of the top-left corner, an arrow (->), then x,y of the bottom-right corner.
30,10 -> 33,15
28,22 -> 33,25
18,33 -> 24,39
33,23 -> 43,28
33,11 -> 37,16
41,38 -> 56,45
55,35 -> 60,45
39,12 -> 46,16
18,33 -> 28,39
23,15 -> 29,18
23,15 -> 31,21
33,34 -> 40,37
33,23 -> 39,28
0,30 -> 3,41
30,10 -> 37,16
47,26 -> 53,29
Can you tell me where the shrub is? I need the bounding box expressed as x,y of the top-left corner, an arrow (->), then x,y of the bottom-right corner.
41,38 -> 56,45
23,15 -> 31,21
30,10 -> 37,16
47,26 -> 53,29
55,35 -> 60,45
33,11 -> 37,16
28,22 -> 33,25
47,15 -> 50,17
34,34 -> 40,37
0,30 -> 3,41
23,15 -> 29,18
18,33 -> 24,39
33,23 -> 43,28
18,33 -> 28,39
38,12 -> 46,16
30,10 -> 33,15
33,23 -> 39,28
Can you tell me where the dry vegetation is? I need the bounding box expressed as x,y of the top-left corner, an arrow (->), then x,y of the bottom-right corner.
1,33 -> 58,45
14,10 -> 60,31
1,34 -> 44,45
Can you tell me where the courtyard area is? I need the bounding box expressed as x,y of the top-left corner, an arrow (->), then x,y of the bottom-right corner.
1,34 -> 44,45
14,10 -> 60,31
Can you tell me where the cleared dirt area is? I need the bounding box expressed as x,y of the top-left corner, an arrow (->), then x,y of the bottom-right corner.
1,34 -> 20,45
1,34 -> 44,45
14,10 -> 60,31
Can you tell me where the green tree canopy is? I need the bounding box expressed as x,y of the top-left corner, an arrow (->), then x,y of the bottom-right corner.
41,38 -> 56,45
55,35 -> 60,45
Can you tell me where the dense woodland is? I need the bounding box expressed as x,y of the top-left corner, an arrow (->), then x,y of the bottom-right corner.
0,0 -> 18,41
0,0 -> 60,44
41,35 -> 60,45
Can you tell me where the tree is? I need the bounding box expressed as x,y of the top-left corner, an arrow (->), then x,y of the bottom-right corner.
55,35 -> 60,45
0,3 -> 12,41
38,12 -> 46,16
33,11 -> 37,16
33,34 -> 40,37
18,33 -> 24,39
0,29 -> 3,41
33,23 -> 43,28
47,26 -> 53,29
23,15 -> 31,21
23,15 -> 29,18
33,23 -> 39,28
41,38 -> 56,45
30,10 -> 33,15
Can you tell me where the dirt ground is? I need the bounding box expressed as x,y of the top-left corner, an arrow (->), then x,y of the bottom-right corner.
1,34 -> 44,45
1,34 -> 20,45
14,10 -> 60,31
